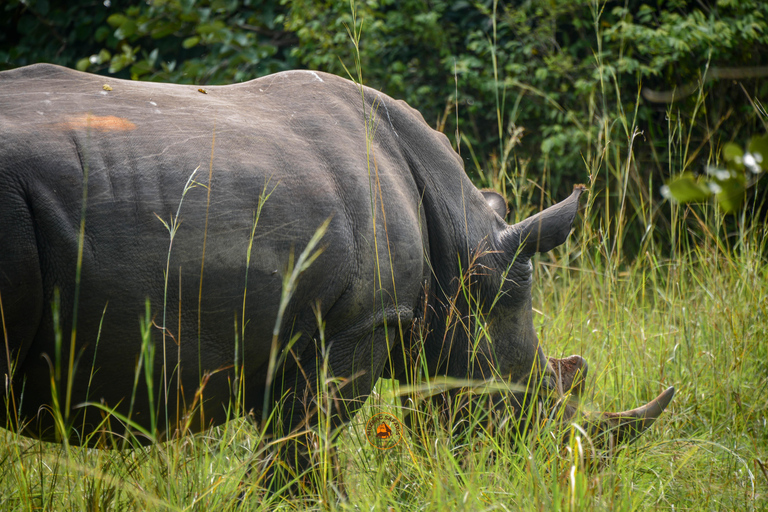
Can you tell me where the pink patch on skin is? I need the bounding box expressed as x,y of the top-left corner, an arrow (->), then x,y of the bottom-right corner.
55,114 -> 136,131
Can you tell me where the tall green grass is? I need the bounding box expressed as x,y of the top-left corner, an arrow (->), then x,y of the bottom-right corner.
4,218 -> 764,511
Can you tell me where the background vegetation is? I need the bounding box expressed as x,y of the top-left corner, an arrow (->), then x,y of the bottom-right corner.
3,0 -> 767,257
1,0 -> 767,510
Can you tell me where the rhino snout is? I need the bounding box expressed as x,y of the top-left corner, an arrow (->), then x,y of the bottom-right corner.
548,355 -> 588,396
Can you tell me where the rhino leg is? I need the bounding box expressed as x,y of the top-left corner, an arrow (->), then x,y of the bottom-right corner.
0,196 -> 44,432
253,325 -> 394,496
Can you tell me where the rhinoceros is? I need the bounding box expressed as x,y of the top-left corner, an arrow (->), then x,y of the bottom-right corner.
0,64 -> 673,471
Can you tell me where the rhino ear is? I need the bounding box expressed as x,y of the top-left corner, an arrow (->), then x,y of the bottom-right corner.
503,185 -> 586,258
481,189 -> 509,219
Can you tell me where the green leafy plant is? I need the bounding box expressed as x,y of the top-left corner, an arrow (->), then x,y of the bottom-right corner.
663,133 -> 767,212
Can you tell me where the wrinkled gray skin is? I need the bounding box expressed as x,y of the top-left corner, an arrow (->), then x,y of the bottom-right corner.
0,65 -> 672,454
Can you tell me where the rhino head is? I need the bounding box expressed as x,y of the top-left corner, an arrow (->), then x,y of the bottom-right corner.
407,185 -> 674,452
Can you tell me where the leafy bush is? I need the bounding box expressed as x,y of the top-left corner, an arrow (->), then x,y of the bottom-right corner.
664,133 -> 768,213
0,0 -> 297,83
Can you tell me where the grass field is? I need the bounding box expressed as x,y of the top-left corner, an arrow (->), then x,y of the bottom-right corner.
1,172 -> 766,511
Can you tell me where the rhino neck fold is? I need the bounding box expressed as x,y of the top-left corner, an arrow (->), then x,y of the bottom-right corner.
388,114 -> 507,382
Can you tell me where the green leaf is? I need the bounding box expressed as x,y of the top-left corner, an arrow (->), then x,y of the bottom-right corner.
107,13 -> 128,28
97,48 -> 111,64
179,11 -> 200,23
151,20 -> 180,39
130,60 -> 154,78
95,26 -> 110,43
109,53 -> 134,73
196,21 -> 226,35
746,133 -> 768,172
114,20 -> 137,40
713,177 -> 746,213
663,173 -> 712,203
76,58 -> 90,71
182,36 -> 200,49
721,142 -> 745,172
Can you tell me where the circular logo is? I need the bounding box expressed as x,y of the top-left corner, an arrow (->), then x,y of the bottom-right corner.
365,412 -> 403,450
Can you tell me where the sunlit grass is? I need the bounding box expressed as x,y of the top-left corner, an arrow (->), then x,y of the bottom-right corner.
1,197 -> 766,511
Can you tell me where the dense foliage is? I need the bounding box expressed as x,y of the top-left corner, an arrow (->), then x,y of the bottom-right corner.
2,0 -> 767,256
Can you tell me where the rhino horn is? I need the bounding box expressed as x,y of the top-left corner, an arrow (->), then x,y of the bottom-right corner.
504,184 -> 586,258
596,386 -> 675,445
